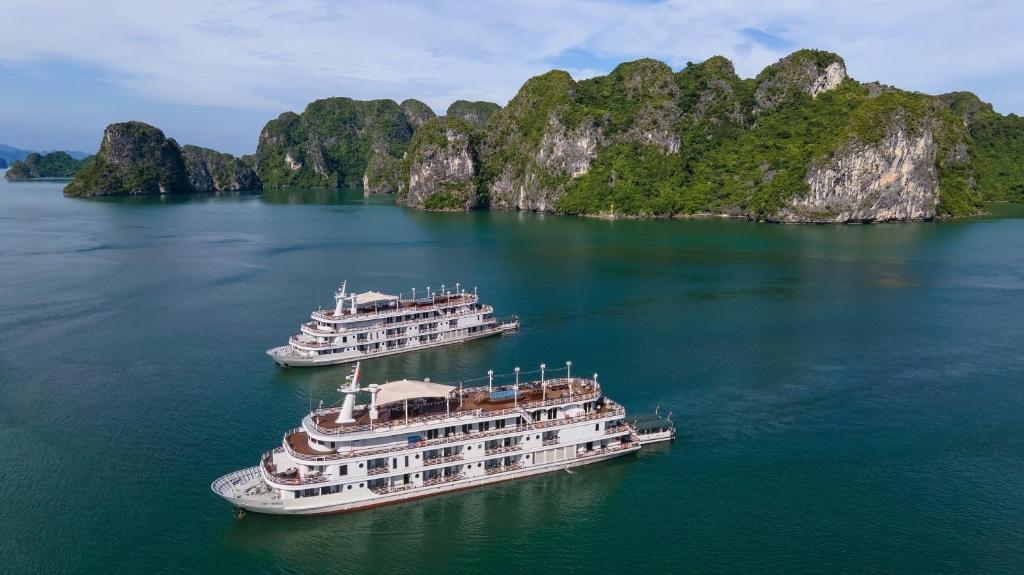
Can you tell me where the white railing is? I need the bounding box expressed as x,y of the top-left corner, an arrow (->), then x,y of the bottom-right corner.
305,378 -> 600,437
312,294 -> 479,323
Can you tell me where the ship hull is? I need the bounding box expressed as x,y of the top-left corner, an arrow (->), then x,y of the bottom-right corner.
215,445 -> 639,516
268,323 -> 517,367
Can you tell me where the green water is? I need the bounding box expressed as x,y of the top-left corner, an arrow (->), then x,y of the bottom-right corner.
1,177 -> 1023,574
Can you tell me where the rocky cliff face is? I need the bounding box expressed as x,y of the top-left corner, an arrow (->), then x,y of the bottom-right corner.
399,117 -> 479,210
400,99 -> 436,128
777,121 -> 940,222
754,50 -> 847,111
180,145 -> 260,192
64,121 -> 193,197
363,152 -> 402,194
446,100 -> 501,127
255,97 -> 414,190
65,122 -> 258,197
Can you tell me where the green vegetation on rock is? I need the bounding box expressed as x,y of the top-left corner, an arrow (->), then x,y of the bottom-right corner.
65,122 -> 193,197
463,49 -> 1001,220
446,100 -> 501,127
4,151 -> 91,180
399,116 -> 481,210
65,121 -> 258,197
255,97 -> 415,189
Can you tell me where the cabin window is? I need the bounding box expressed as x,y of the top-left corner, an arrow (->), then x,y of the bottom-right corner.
347,485 -> 352,490
393,458 -> 398,468
404,456 -> 409,466
595,424 -> 599,431
340,464 -> 348,476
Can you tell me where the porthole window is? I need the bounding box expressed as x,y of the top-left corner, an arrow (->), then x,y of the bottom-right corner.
415,454 -> 420,459
467,445 -> 471,450
536,435 -> 540,439
415,473 -> 420,478
359,483 -> 364,488
477,463 -> 482,467
359,463 -> 364,468
347,485 -> 352,490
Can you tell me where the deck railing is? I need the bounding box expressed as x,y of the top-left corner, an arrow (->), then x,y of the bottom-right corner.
289,406 -> 625,465
485,463 -> 524,476
292,318 -> 512,351
305,379 -> 600,437
303,305 -> 493,336
423,453 -> 464,466
312,294 -> 479,323
484,444 -> 522,456
422,473 -> 466,487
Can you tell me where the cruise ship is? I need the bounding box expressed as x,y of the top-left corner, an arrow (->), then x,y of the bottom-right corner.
212,362 -> 659,516
267,281 -> 518,367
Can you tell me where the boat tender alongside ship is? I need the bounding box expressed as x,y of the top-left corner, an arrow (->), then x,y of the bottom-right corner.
212,362 -> 669,516
267,281 -> 518,367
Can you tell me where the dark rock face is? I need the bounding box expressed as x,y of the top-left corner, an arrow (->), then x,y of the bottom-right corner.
363,152 -> 402,195
255,97 -> 414,190
400,99 -> 437,128
398,117 -> 480,210
180,145 -> 260,192
64,122 -> 193,197
754,49 -> 847,112
446,100 -> 501,127
64,121 -> 258,197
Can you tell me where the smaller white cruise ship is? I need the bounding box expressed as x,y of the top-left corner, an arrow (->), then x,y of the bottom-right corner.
267,281 -> 518,367
212,362 -> 668,516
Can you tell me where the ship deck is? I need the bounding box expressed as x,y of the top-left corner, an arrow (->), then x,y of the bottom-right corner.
308,379 -> 597,433
316,294 -> 475,320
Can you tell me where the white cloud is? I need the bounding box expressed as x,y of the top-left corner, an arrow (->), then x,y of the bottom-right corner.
1,0 -> 1021,151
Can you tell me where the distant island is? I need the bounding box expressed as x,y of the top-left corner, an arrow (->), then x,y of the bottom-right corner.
64,49 -> 1024,223
4,151 -> 92,181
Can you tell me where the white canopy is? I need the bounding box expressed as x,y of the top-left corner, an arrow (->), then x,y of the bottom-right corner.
375,379 -> 455,405
352,291 -> 399,305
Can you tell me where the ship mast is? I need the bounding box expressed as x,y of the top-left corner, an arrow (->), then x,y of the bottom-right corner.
333,280 -> 348,315
336,362 -> 361,424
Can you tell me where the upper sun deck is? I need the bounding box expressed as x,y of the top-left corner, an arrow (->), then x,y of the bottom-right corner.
312,292 -> 478,324
303,377 -> 602,440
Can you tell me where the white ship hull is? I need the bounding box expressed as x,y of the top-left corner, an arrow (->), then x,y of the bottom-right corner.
268,322 -> 517,367
214,445 -> 639,516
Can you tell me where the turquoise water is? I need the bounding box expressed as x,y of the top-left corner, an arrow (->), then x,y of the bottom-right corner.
1,176 -> 1023,573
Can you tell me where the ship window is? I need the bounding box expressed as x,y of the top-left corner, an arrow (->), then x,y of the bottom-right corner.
359,462 -> 364,468
595,424 -> 599,431
347,485 -> 352,490
340,465 -> 348,476
393,458 -> 398,468
404,456 -> 409,466
359,483 -> 364,488
466,445 -> 471,450
415,454 -> 420,459
415,473 -> 419,478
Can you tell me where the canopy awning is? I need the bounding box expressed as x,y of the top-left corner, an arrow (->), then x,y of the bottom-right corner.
352,291 -> 399,305
376,379 -> 456,405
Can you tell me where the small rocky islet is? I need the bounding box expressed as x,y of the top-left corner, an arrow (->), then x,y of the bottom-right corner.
63,49 -> 1024,223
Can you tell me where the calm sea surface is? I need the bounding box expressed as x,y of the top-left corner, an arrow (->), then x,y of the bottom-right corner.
1,175 -> 1023,574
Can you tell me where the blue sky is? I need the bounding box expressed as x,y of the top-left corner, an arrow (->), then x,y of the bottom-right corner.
1,0 -> 1022,156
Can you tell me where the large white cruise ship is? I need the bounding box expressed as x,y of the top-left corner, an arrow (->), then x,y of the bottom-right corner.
212,362 -> 655,516
267,281 -> 518,367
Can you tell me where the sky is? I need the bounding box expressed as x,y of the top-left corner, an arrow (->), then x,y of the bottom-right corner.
1,0 -> 1022,156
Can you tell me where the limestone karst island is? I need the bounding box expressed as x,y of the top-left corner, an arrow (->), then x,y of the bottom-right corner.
4,3 -> 1024,574
61,50 -> 1023,223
